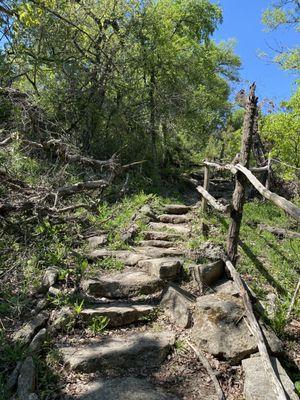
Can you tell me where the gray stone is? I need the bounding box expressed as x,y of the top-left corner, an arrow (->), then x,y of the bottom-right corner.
33,298 -> 48,315
191,293 -> 282,363
210,279 -> 239,297
149,222 -> 190,234
81,271 -> 164,299
60,331 -> 175,373
80,303 -> 155,327
242,355 -> 298,400
160,283 -> 196,328
75,377 -> 178,400
17,356 -> 36,400
158,214 -> 189,224
137,246 -> 185,258
139,258 -> 183,280
38,267 -> 58,293
87,234 -> 108,249
121,224 -> 138,243
190,260 -> 224,287
140,240 -> 174,248
89,249 -> 145,266
29,328 -> 47,353
7,361 -> 22,391
28,395 -> 39,400
144,231 -> 180,241
13,311 -> 48,345
49,307 -> 73,333
164,204 -> 191,215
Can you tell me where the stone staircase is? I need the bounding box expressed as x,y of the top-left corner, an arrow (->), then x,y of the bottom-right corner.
13,202 -> 298,399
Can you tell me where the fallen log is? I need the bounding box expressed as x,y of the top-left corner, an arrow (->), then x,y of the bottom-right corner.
225,259 -> 288,400
196,185 -> 231,214
257,224 -> 300,239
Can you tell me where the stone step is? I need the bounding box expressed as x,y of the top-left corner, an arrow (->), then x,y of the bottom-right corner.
139,258 -> 183,280
137,246 -> 185,258
242,355 -> 298,400
163,204 -> 192,215
88,249 -> 145,266
158,214 -> 190,224
75,377 -> 179,400
80,303 -> 155,327
139,240 -> 174,248
60,331 -> 175,373
144,231 -> 180,241
81,271 -> 164,299
149,222 -> 190,234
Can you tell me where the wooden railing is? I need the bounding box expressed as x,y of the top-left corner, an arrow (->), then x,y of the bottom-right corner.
192,84 -> 300,400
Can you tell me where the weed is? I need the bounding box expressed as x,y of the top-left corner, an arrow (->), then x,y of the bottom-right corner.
73,300 -> 84,316
89,316 -> 110,334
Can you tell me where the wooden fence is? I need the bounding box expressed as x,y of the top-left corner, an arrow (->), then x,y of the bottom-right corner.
192,83 -> 300,400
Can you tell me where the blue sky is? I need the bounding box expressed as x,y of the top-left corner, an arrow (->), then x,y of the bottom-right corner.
213,0 -> 298,105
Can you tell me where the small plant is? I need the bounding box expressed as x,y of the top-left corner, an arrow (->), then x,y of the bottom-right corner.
89,316 -> 110,334
73,299 -> 84,316
96,257 -> 124,271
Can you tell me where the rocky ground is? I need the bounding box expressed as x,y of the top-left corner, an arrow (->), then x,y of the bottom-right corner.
7,202 -> 300,400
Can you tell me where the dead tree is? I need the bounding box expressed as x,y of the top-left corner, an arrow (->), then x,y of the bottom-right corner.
227,83 -> 258,264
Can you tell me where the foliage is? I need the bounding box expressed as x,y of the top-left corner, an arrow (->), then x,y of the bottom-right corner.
262,0 -> 300,71
0,0 -> 239,167
89,316 -> 110,334
260,88 -> 300,179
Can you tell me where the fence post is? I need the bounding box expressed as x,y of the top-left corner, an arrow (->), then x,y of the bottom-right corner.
227,84 -> 258,264
201,161 -> 210,237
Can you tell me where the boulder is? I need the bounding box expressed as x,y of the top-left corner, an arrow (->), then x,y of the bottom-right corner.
60,331 -> 175,373
29,328 -> 47,354
81,271 -> 164,299
189,260 -> 224,287
160,284 -> 196,328
139,258 -> 183,280
75,377 -> 178,400
38,267 -> 58,294
242,355 -> 298,400
121,224 -> 139,244
13,311 -> 49,345
17,356 -> 36,400
191,293 -> 282,363
80,303 -> 155,327
7,361 -> 22,391
87,234 -> 108,249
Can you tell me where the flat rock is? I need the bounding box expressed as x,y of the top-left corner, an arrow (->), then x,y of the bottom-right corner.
60,331 -> 175,373
191,293 -> 282,363
149,222 -> 190,234
161,283 -> 196,328
29,328 -> 47,354
139,240 -> 174,248
139,258 -> 183,280
87,234 -> 108,249
73,377 -> 179,400
13,311 -> 49,345
144,231 -> 180,241
163,204 -> 191,215
81,271 -> 164,298
89,249 -> 145,266
158,214 -> 189,224
242,355 -> 298,400
80,303 -> 155,327
137,246 -> 185,258
209,279 -> 239,296
17,356 -> 36,400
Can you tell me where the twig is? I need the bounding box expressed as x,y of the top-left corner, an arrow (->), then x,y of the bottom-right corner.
287,278 -> 300,320
185,339 -> 225,400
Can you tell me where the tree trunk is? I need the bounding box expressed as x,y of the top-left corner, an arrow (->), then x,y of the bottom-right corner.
227,83 -> 258,264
